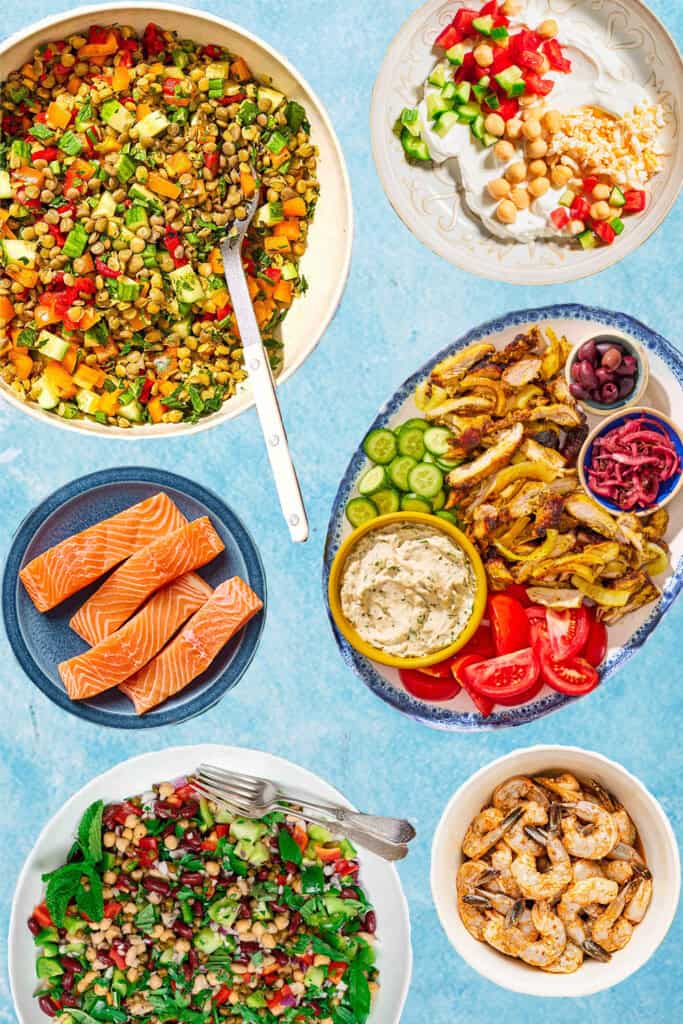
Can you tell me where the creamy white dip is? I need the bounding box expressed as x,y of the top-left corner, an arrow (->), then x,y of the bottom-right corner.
418,0 -> 655,242
340,522 -> 476,658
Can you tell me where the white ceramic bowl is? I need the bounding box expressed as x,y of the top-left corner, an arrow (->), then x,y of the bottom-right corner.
9,745 -> 412,1023
431,745 -> 680,997
0,4 -> 353,438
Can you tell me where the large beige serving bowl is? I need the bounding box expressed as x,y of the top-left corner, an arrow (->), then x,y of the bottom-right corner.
0,4 -> 353,438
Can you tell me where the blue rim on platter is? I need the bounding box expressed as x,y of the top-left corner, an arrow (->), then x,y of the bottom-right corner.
2,467 -> 266,729
323,304 -> 683,732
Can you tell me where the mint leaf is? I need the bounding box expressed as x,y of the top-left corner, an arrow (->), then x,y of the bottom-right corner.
44,863 -> 83,926
277,828 -> 302,866
74,862 -> 103,923
61,1011 -> 99,1024
347,961 -> 371,1023
78,800 -> 104,863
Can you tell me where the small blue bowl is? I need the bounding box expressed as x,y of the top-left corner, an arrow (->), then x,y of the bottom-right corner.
2,467 -> 266,729
580,407 -> 683,516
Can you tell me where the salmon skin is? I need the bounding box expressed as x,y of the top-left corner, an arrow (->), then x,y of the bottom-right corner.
70,516 -> 225,646
19,492 -> 187,613
120,576 -> 263,715
58,573 -> 213,701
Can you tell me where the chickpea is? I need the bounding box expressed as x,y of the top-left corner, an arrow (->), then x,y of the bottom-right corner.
568,219 -> 586,235
484,113 -> 505,137
528,177 -> 550,198
487,177 -> 511,200
528,159 -> 548,178
502,0 -> 523,14
473,43 -> 494,67
538,19 -> 559,38
542,109 -> 562,134
590,200 -> 611,221
505,118 -> 523,141
494,140 -> 515,162
526,138 -> 548,159
496,199 -> 517,224
522,118 -> 542,141
550,164 -> 572,188
510,186 -> 530,210
592,183 -> 611,200
505,161 -> 527,184
538,55 -> 551,75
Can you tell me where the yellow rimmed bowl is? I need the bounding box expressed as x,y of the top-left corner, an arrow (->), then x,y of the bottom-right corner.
327,512 -> 487,670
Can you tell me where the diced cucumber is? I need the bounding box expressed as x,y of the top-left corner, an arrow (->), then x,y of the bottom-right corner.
37,957 -> 63,979
389,454 -> 418,492
400,493 -> 432,514
136,110 -> 169,141
494,65 -> 525,98
484,90 -> 500,111
205,61 -> 230,80
232,819 -> 268,841
37,330 -> 70,361
2,238 -> 37,267
77,389 -> 101,415
305,966 -> 326,988
358,465 -> 387,496
116,153 -> 137,184
193,927 -> 223,955
308,824 -> 333,843
124,204 -> 149,230
611,217 -> 625,235
408,462 -> 444,499
246,840 -> 270,866
471,114 -> 497,146
610,186 -> 626,207
345,497 -> 378,528
37,380 -> 60,410
397,426 -> 426,461
491,25 -> 509,41
0,170 -> 12,199
362,428 -> 398,465
578,228 -> 598,250
401,129 -> 430,161
441,82 -> 458,102
472,15 -> 495,35
119,399 -> 143,422
258,86 -> 285,111
128,182 -> 162,211
34,927 -> 59,947
256,201 -> 284,227
446,44 -> 465,67
434,111 -> 460,138
101,99 -> 134,133
399,108 -> 421,138
424,426 -> 454,456
93,191 -> 116,219
169,264 -> 205,304
453,82 -> 472,105
456,102 -> 481,124
427,92 -> 452,120
559,189 -> 575,208
371,488 -> 400,515
428,63 -> 449,88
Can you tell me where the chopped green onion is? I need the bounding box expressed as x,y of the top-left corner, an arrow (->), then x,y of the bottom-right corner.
237,100 -> 258,126
63,224 -> 88,259
31,122 -> 55,141
58,132 -> 83,157
75,100 -> 93,127
141,244 -> 158,268
116,153 -> 136,184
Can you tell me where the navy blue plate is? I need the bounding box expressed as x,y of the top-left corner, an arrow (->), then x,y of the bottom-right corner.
2,468 -> 266,729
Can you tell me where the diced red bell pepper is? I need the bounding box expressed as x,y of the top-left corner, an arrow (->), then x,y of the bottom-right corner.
510,29 -> 542,61
162,77 -> 182,96
110,949 -> 127,971
142,22 -> 166,57
218,93 -> 246,106
592,219 -> 616,245
335,859 -> 360,877
138,836 -> 158,852
215,303 -> 232,321
200,44 -> 222,59
47,223 -> 66,247
73,276 -> 96,295
624,189 -> 646,213
435,24 -> 463,49
550,207 -> 570,230
213,986 -> 232,1007
201,838 -> 218,851
33,903 -> 53,929
104,901 -> 122,919
32,146 -> 59,162
112,801 -> 142,825
542,38 -> 571,73
96,258 -> 121,279
571,195 -> 591,221
497,98 -> 520,121
524,71 -> 555,95
120,38 -> 138,52
88,26 -> 110,45
215,824 -> 229,838
264,267 -> 281,283
204,151 -> 219,174
119,50 -> 133,68
518,49 -> 545,72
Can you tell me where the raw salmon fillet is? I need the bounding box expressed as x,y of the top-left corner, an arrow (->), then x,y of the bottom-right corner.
59,573 -> 213,701
19,492 -> 186,613
70,516 -> 225,645
120,576 -> 263,714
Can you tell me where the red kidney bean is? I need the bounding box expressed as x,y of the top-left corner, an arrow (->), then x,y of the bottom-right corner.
239,902 -> 252,919
179,872 -> 203,887
192,900 -> 204,917
340,887 -> 358,899
27,916 -> 41,936
173,921 -> 194,940
97,952 -> 114,967
38,996 -> 58,1017
58,928 -> 67,941
271,902 -> 286,914
289,911 -> 302,933
143,876 -> 170,895
258,868 -> 270,881
61,972 -> 74,992
272,949 -> 288,964
116,875 -> 136,892
218,871 -> 235,885
188,949 -> 198,971
181,829 -> 202,852
61,995 -> 78,1009
60,956 -> 82,973
103,806 -> 122,829
240,941 -> 259,954
363,910 -> 377,934
154,800 -> 178,819
233,950 -> 250,965
179,801 -> 199,818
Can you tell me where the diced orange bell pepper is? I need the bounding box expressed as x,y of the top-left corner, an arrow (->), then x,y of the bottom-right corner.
316,845 -> 342,864
14,165 -> 45,189
0,296 -> 15,327
240,170 -> 256,198
44,361 -> 77,399
46,102 -> 71,130
292,823 -> 308,853
63,345 -> 79,374
166,151 -> 192,177
253,300 -> 269,327
259,279 -> 275,300
112,66 -> 131,92
98,388 -> 122,415
70,158 -> 95,182
78,308 -> 100,331
208,247 -> 224,275
21,63 -> 37,81
271,148 -> 291,170
158,379 -> 177,397
6,265 -> 38,288
273,219 -> 300,241
273,279 -> 293,305
247,276 -> 260,300
32,904 -> 53,929
77,252 -> 95,274
128,314 -> 146,331
230,58 -> 252,82
264,236 -> 291,253
136,103 -> 153,121
282,197 -> 307,218
35,305 -> 61,328
147,396 -> 167,423
73,364 -> 105,390
146,172 -> 181,200
9,348 -> 33,379
67,76 -> 82,96
209,288 -> 230,309
77,32 -> 118,58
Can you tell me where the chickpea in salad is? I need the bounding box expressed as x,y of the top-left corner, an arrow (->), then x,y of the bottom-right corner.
0,24 -> 319,427
29,779 -> 379,1024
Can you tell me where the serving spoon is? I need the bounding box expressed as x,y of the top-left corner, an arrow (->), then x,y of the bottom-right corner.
219,182 -> 308,542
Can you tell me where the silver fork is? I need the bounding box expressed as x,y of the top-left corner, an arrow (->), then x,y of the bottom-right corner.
220,176 -> 308,543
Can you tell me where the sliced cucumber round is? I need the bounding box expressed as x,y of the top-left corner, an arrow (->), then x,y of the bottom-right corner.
408,462 -> 444,499
358,465 -> 387,496
372,488 -> 401,515
388,454 -> 418,491
399,417 -> 430,433
362,428 -> 397,465
436,509 -> 459,525
424,426 -> 454,456
400,493 -> 433,514
397,425 -> 426,461
345,497 -> 377,528
431,489 -> 446,511
435,455 -> 463,472
423,451 -> 436,464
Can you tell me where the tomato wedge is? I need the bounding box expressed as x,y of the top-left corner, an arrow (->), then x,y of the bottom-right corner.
399,668 -> 461,702
414,658 -> 454,679
539,654 -> 600,696
459,623 -> 495,659
461,647 -> 540,702
583,617 -> 608,667
488,594 -> 530,655
451,654 -> 494,717
546,606 -> 590,662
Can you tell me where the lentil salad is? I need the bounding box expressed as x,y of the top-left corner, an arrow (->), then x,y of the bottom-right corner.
29,778 -> 379,1024
0,23 -> 319,427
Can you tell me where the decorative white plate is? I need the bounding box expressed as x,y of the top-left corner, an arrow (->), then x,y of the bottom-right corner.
0,3 -> 353,438
8,745 -> 412,1024
370,0 -> 683,284
324,304 -> 683,730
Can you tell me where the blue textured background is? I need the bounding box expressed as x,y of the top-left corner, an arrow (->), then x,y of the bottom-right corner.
1,2 -> 681,1021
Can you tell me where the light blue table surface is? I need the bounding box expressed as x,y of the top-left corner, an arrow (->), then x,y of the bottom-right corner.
1,1 -> 681,1021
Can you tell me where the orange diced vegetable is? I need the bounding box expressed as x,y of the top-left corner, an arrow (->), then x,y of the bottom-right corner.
14,166 -> 45,188
208,288 -> 230,309
77,32 -> 118,58
112,66 -> 131,92
98,388 -> 122,415
9,348 -> 33,379
147,396 -> 167,423
158,380 -> 177,397
240,171 -> 256,198
77,252 -> 95,274
230,58 -> 251,82
208,247 -> 224,275
35,305 -> 61,328
21,64 -> 36,81
282,197 -> 307,218
44,361 -> 77,398
167,152 -> 192,177
271,148 -> 291,170
0,297 -> 15,327
78,309 -> 100,331
67,76 -> 82,95
273,280 -> 293,305
46,102 -> 71,130
128,314 -> 146,331
136,103 -> 153,121
63,346 -> 79,374
247,276 -> 260,300
73,364 -> 105,390
264,236 -> 291,253
253,300 -> 269,327
71,158 -> 95,182
273,219 -> 300,241
6,265 -> 38,288
147,172 -> 181,200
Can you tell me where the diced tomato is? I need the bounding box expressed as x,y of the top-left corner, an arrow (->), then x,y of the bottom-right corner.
459,623 -> 496,659
204,152 -> 219,174
624,189 -> 646,213
539,654 -> 600,696
488,594 -> 530,656
435,25 -> 463,50
215,823 -> 229,838
454,9 -> 479,36
264,267 -> 282,283
451,654 -> 494,716
142,22 -> 166,57
497,98 -> 520,121
328,961 -> 348,984
104,900 -> 122,919
542,38 -> 571,73
490,49 -> 514,74
461,647 -> 540,703
139,377 -> 154,404
583,617 -> 608,667
546,606 -> 590,662
32,146 -> 59,162
551,207 -> 570,230
292,823 -> 308,853
399,668 -> 461,702
138,836 -> 158,853
518,49 -> 545,72
174,783 -> 196,801
480,1 -> 499,15
112,801 -> 142,826
335,859 -> 360,877
571,195 -> 591,221
582,176 -> 599,195
110,948 -> 127,971
200,44 -> 222,59
88,26 -> 110,45
33,903 -> 53,928
72,276 -> 96,295
524,72 -> 554,95
213,986 -> 232,1007
511,29 -> 542,57
455,52 -> 477,83
592,219 -> 616,245
201,838 -> 218,851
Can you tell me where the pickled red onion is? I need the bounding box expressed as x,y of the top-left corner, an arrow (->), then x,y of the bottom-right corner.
586,415 -> 680,511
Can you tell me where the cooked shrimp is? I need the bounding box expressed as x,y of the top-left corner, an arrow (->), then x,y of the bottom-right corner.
582,777 -> 617,811
490,842 -> 522,898
561,800 -> 618,859
462,806 -> 523,859
457,861 -> 501,940
482,913 -> 527,958
504,802 -> 549,856
612,808 -> 637,846
535,772 -> 581,801
541,940 -> 584,974
604,841 -> 646,867
573,859 -> 604,883
624,876 -> 652,924
557,877 -> 618,955
511,836 -> 572,901
517,901 -> 567,968
492,775 -> 549,813
603,859 -> 635,885
592,881 -> 638,952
